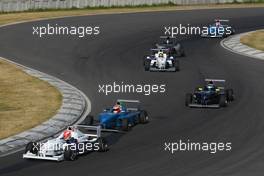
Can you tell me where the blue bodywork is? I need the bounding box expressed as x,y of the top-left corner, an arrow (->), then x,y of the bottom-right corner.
98,108 -> 141,129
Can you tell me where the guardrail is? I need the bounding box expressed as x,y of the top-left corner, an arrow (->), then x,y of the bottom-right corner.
0,0 -> 242,12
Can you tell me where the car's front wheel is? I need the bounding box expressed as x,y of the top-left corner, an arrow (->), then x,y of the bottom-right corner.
144,59 -> 151,71
219,95 -> 227,107
25,142 -> 39,154
226,89 -> 234,101
64,146 -> 78,161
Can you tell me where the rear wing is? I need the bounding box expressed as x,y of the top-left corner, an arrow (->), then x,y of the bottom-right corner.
215,19 -> 229,22
74,125 -> 101,137
150,48 -> 169,52
151,48 -> 169,53
117,99 -> 141,111
160,36 -> 176,39
117,99 -> 140,103
205,79 -> 226,89
76,124 -> 126,134
205,79 -> 225,82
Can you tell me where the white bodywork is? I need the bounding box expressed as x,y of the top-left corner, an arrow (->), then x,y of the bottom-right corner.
23,125 -> 101,161
150,52 -> 173,70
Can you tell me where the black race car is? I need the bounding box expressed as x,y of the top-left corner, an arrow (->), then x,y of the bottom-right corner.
185,79 -> 234,108
155,36 -> 185,57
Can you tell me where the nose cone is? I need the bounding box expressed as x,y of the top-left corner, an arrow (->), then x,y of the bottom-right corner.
202,93 -> 208,99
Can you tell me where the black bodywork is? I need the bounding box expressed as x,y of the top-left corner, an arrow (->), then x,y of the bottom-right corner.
185,85 -> 234,108
155,37 -> 185,57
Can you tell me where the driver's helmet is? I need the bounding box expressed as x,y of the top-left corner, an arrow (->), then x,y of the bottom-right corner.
205,82 -> 216,91
63,126 -> 74,140
158,52 -> 164,58
63,130 -> 72,140
215,20 -> 221,27
113,102 -> 121,114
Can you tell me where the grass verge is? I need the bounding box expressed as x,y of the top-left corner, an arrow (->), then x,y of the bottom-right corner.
0,60 -> 62,139
240,30 -> 264,51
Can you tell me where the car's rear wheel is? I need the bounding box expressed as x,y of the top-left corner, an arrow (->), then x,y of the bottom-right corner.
84,115 -> 94,125
139,110 -> 149,124
174,60 -> 180,71
219,95 -> 227,107
226,89 -> 234,101
179,46 -> 185,57
64,146 -> 78,161
97,138 -> 108,152
144,60 -> 150,71
185,93 -> 192,106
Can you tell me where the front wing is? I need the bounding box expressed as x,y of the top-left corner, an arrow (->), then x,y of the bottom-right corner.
149,67 -> 176,72
201,34 -> 224,38
188,103 -> 220,108
23,152 -> 64,161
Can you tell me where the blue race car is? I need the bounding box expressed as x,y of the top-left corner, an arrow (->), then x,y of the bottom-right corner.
201,19 -> 235,38
85,99 -> 149,131
185,79 -> 234,108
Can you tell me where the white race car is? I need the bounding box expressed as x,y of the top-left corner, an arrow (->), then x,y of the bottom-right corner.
201,19 -> 235,38
23,125 -> 108,161
144,49 -> 180,72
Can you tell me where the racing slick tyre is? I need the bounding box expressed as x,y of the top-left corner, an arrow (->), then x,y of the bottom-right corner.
25,142 -> 39,154
84,115 -> 94,125
185,93 -> 192,107
121,118 -> 129,131
219,95 -> 227,107
144,60 -> 150,71
139,110 -> 149,124
179,47 -> 185,57
174,60 -> 180,71
64,146 -> 78,161
226,89 -> 234,101
97,137 -> 108,152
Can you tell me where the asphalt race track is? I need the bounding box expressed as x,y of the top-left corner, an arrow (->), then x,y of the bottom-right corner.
0,7 -> 264,176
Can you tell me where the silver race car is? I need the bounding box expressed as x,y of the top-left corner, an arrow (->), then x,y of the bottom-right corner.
144,49 -> 180,72
23,125 -> 108,161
